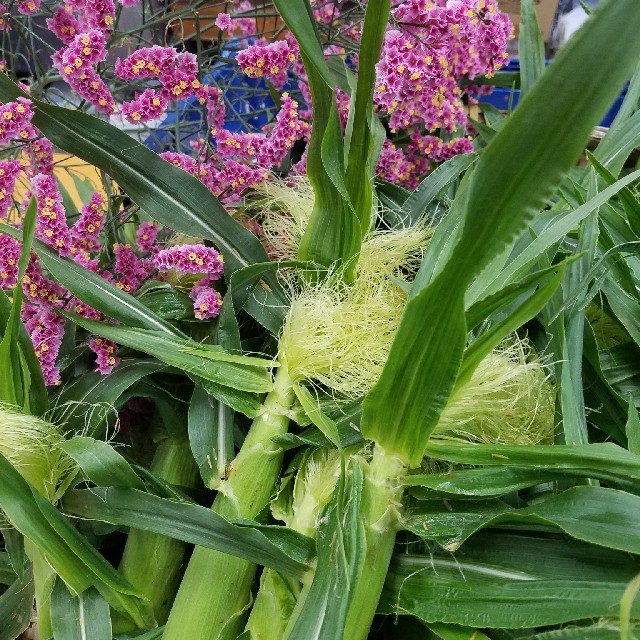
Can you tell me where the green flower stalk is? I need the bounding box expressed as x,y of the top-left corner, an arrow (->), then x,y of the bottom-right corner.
0,404 -> 76,639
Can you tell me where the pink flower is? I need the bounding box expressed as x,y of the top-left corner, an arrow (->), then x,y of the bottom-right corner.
0,159 -> 23,219
52,30 -> 115,114
121,89 -> 167,124
159,151 -> 198,176
114,46 -> 208,106
31,174 -> 73,256
0,98 -> 37,145
113,243 -> 151,293
48,6 -> 81,45
22,257 -> 67,307
153,243 -> 223,278
0,233 -> 20,289
215,13 -> 232,31
135,221 -> 159,253
236,40 -> 298,90
70,192 -> 106,256
190,284 -> 222,320
17,0 -> 40,16
24,306 -> 65,385
89,337 -> 120,374
0,5 -> 9,31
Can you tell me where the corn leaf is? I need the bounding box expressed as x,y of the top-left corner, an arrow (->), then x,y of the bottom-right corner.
0,452 -> 153,626
405,467 -> 588,499
0,566 -> 33,640
523,628 -> 630,640
51,359 -> 167,437
50,579 -> 112,640
380,544 -> 640,628
0,289 -> 48,416
58,314 -> 272,395
286,462 -> 364,640
518,0 -> 545,97
400,153 -> 477,227
62,487 -> 314,580
188,383 -> 234,489
0,198 -> 37,408
60,437 -> 146,491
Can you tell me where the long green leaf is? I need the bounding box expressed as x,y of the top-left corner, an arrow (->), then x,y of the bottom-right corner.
405,486 -> 640,554
518,0 -> 545,97
62,487 -> 313,580
51,579 -> 112,640
0,289 -> 48,416
60,437 -> 146,491
400,153 -> 477,227
344,0 -> 391,235
425,441 -> 640,481
52,359 -> 167,437
0,76 -> 287,333
380,551 -> 640,628
0,198 -> 37,407
59,314 -> 272,394
474,168 -> 640,300
0,567 -> 33,640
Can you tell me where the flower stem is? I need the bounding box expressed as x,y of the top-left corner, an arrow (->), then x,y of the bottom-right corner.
163,366 -> 294,640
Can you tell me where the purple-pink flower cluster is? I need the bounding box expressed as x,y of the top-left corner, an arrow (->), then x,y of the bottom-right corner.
115,46 -> 209,123
190,280 -> 223,320
23,306 -> 65,385
153,243 -> 223,278
70,192 -> 106,256
112,243 -> 152,293
136,221 -> 159,253
215,94 -> 306,168
0,98 -> 37,145
52,30 -> 115,114
375,0 -> 512,133
88,337 -> 120,374
0,234 -> 20,289
31,174 -> 72,255
236,39 -> 299,90
154,244 -> 224,319
0,159 -> 23,219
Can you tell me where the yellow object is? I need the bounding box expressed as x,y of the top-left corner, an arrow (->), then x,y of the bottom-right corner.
13,152 -> 106,212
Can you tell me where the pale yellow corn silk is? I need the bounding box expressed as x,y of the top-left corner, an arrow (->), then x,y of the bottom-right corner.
255,176 -> 431,281
434,339 -> 556,446
278,274 -> 406,399
0,404 -> 76,502
255,176 -> 313,262
271,448 -> 341,537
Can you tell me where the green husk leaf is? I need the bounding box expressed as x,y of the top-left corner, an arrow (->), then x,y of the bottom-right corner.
51,579 -> 112,640
60,437 -> 145,491
62,487 -> 313,580
0,566 -> 34,640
